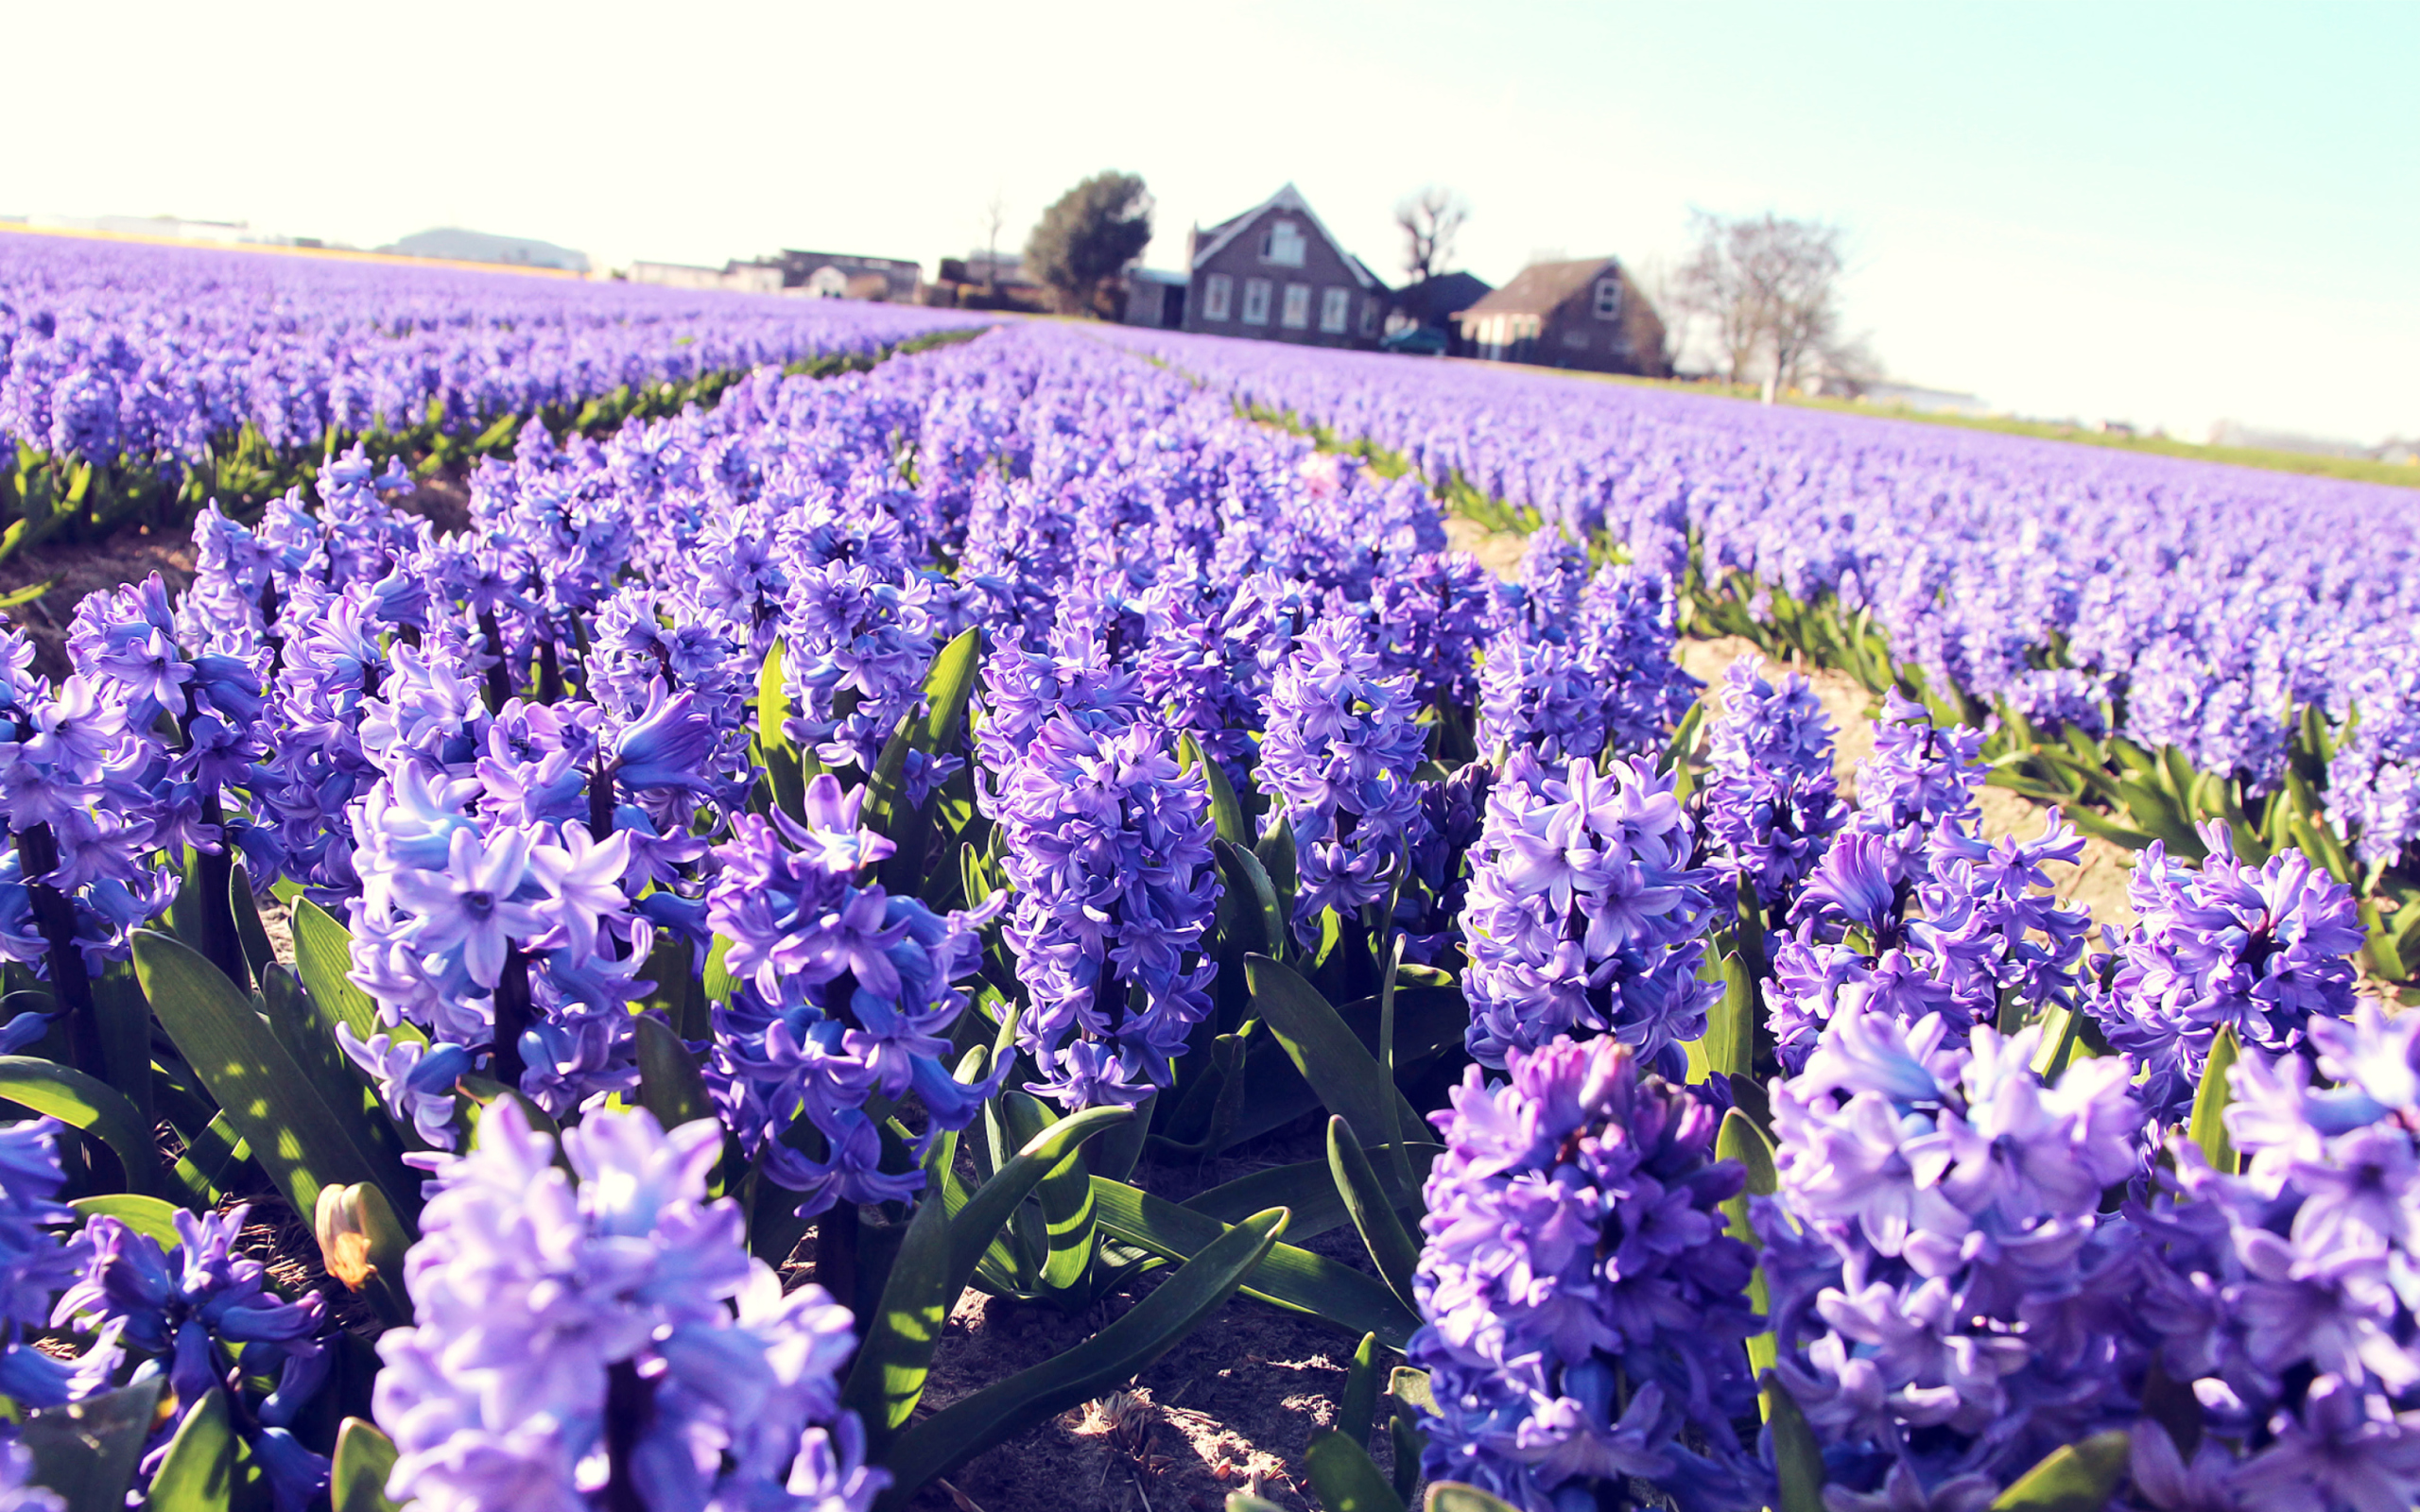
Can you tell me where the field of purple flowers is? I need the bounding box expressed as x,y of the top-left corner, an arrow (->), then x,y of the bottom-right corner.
0,292 -> 2412,1512
0,232 -> 977,551
1104,328 -> 2420,988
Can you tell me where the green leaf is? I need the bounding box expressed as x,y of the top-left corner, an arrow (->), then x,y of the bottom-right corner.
1763,1380 -> 1828,1512
1001,1091 -> 1099,1294
1305,1431 -> 1406,1512
638,929 -> 702,1042
863,626 -> 981,833
838,1180 -> 956,1452
874,1208 -> 1288,1506
1255,815 -> 1299,918
20,1378 -> 163,1512
1216,839 -> 1284,962
146,1387 -> 239,1512
1185,732 -> 1248,845
331,1417 -> 404,1512
843,1104 -> 1132,1452
0,1056 -> 160,1194
256,961 -> 414,1177
1391,1414 -> 1426,1504
2058,806 -> 2160,851
68,1194 -> 186,1249
1988,1430 -> 2131,1511
1338,1332 -> 1383,1449
90,966 -> 153,1137
228,865 -> 279,987
1702,951 -> 1755,1082
1426,1485 -> 1523,1512
1328,1116 -> 1422,1310
289,900 -> 391,1045
0,576 -> 56,611
1227,1498 -> 1289,1512
1657,699 -> 1705,777
1715,1108 -> 1779,1376
702,933 -> 740,1006
1249,954 -> 1423,1167
2188,1025 -> 2241,1176
634,1014 -> 714,1131
1092,1177 -> 1420,1349
753,639 -> 807,820
1184,1145 -> 1439,1243
133,929 -> 422,1228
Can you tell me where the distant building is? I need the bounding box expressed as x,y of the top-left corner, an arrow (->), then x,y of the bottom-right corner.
629,260 -> 786,295
381,228 -> 590,273
959,249 -> 1026,286
1152,183 -> 1388,350
1389,270 -> 1494,354
1456,258 -> 1668,376
1122,266 -> 1189,330
29,214 -> 320,248
1855,383 -> 1991,417
761,250 -> 922,302
2207,420 -> 2374,460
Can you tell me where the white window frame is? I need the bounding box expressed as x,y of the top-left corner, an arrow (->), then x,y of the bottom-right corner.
1318,287 -> 1351,334
1261,219 -> 1307,267
1593,278 -> 1622,320
1201,273 -> 1233,321
1358,298 -> 1378,336
1242,277 -> 1272,324
1281,283 -> 1312,329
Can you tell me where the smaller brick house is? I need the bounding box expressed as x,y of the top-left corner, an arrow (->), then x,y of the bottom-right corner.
1456,258 -> 1669,376
1176,184 -> 1388,350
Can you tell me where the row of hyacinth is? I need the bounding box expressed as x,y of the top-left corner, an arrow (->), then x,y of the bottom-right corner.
1099,324 -> 2420,871
0,232 -> 974,469
6,311 -> 2410,1512
1409,642 -> 2415,1511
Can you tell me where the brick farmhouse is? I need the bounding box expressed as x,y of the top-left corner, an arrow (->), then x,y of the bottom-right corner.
1455,258 -> 1670,376
1124,184 -> 1389,350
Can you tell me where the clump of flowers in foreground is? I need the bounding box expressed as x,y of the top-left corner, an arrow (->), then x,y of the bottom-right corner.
1256,615 -> 1429,947
994,704 -> 1219,1109
1460,749 -> 1718,1075
1700,655 -> 1842,912
1409,1036 -> 1762,1512
2120,1005 -> 2420,1510
0,1120 -> 111,1411
374,1102 -> 879,1512
705,775 -> 998,1216
1760,1008 -> 2147,1508
2091,820 -> 2363,1124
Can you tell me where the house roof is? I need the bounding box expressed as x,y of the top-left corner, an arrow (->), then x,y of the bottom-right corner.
1461,258 -> 1619,318
1398,270 -> 1494,325
1190,183 -> 1383,292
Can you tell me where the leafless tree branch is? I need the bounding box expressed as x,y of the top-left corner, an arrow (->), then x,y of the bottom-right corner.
1394,187 -> 1470,286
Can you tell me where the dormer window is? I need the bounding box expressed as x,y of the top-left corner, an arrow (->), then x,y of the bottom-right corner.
1261,219 -> 1307,267
1593,277 -> 1622,319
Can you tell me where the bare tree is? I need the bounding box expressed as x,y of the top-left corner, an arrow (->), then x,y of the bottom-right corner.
1395,187 -> 1470,286
980,192 -> 1007,287
1670,212 -> 1848,399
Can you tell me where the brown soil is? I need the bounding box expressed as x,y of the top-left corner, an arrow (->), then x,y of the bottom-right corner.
1675,636 -> 2142,930
862,1128 -> 1402,1512
0,527 -> 198,679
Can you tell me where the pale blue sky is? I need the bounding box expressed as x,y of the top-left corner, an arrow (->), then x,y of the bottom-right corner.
9,0 -> 2412,442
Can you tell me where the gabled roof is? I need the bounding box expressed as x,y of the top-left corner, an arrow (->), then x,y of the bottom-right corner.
1190,183 -> 1382,291
1398,270 -> 1494,325
1461,258 -> 1620,318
